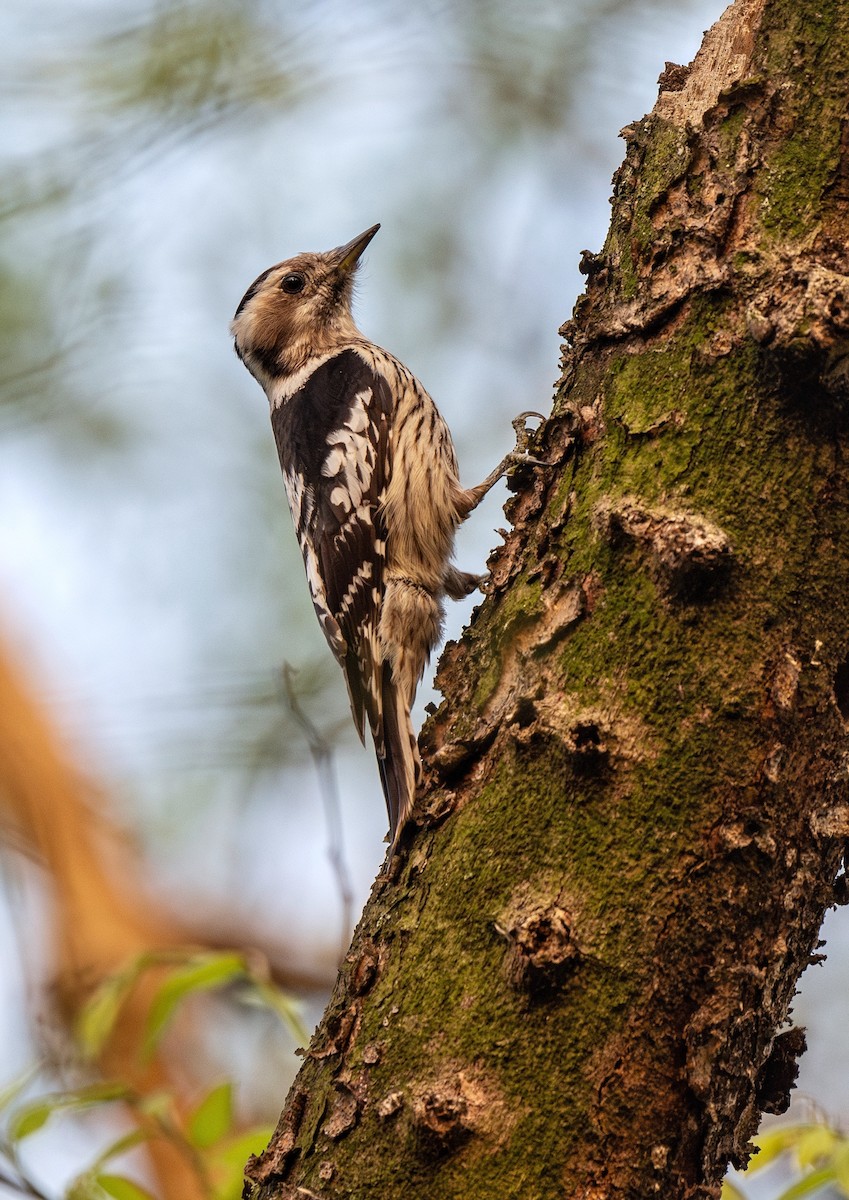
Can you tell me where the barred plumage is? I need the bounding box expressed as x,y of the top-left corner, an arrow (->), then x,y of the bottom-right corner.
231,224 -> 544,852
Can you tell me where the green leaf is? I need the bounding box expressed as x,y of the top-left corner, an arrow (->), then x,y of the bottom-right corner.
76,960 -> 148,1059
777,1165 -> 838,1200
8,1083 -> 131,1142
96,1174 -> 157,1200
0,1063 -> 40,1115
135,1091 -> 174,1121
66,1176 -> 103,1200
750,1125 -> 818,1171
722,1181 -> 747,1200
142,953 -> 247,1061
187,1081 -> 233,1149
795,1126 -> 839,1168
250,981 -> 309,1045
91,1127 -> 155,1172
830,1139 -> 849,1194
208,1126 -> 274,1200
9,1099 -> 54,1140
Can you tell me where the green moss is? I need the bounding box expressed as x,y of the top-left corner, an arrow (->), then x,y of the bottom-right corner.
472,576 -> 544,709
755,0 -> 846,239
761,128 -> 842,239
636,119 -> 689,205
332,740 -> 639,1198
602,117 -> 692,298
629,120 -> 690,257
604,345 -> 692,445
718,106 -> 747,166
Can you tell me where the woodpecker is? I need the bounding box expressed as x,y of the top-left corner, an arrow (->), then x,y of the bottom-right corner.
231,224 -> 545,852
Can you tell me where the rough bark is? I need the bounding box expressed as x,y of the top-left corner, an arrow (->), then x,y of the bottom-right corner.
245,1 -> 849,1196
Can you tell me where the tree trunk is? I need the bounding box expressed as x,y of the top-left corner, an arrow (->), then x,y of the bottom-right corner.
245,0 -> 849,1195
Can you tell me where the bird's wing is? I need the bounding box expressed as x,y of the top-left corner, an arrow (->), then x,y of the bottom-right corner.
271,349 -> 392,748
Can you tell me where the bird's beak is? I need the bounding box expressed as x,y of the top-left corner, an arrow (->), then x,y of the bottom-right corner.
332,224 -> 381,273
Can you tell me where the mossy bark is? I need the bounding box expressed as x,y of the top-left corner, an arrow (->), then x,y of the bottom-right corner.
246,1 -> 849,1196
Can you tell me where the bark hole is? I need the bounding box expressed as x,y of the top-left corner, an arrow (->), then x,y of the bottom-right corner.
822,346 -> 849,401
771,347 -> 848,435
412,1091 -> 472,1158
568,721 -> 609,774
755,1027 -> 807,1116
834,655 -> 849,721
572,721 -> 601,749
512,697 -> 538,728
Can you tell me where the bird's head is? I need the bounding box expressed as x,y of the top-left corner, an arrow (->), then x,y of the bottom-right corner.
230,223 -> 380,387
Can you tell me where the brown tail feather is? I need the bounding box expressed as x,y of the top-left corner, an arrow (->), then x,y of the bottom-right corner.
376,664 -> 420,852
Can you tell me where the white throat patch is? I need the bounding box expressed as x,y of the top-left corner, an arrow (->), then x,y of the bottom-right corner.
268,352 -> 336,410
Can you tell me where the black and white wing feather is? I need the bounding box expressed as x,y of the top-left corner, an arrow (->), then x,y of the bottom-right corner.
271,349 -> 392,752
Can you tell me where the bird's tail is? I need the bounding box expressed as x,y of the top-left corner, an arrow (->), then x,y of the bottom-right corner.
376,662 -> 421,853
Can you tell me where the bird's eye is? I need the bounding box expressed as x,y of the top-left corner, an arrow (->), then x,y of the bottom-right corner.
281,273 -> 306,295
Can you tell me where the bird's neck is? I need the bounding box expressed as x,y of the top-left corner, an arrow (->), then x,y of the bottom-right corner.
264,327 -> 370,411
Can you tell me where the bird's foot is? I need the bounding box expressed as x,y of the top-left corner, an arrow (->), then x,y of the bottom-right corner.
442,565 -> 486,599
506,411 -> 555,470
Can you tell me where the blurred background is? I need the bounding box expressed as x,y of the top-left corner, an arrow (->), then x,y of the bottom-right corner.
1,1 -> 844,1197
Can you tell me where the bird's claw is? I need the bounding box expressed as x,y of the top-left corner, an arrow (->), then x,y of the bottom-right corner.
506,411 -> 555,471
510,410 -> 546,454
506,451 -> 552,469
